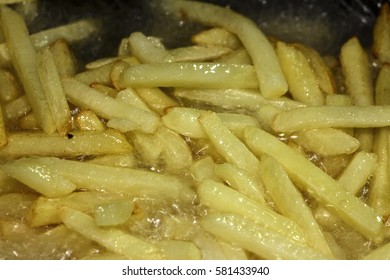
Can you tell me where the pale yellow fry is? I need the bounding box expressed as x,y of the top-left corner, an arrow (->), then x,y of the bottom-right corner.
292,128 -> 360,156
173,88 -> 304,112
198,111 -> 261,179
191,27 -> 242,49
134,87 -> 179,116
213,162 -> 267,206
27,191 -> 122,227
337,152 -> 377,195
198,179 -> 305,243
0,6 -> 56,133
0,158 -> 76,198
128,32 -> 173,63
127,131 -> 163,167
276,41 -> 325,106
254,105 -> 280,133
4,95 -> 31,122
86,153 -> 137,168
18,112 -> 40,130
260,155 -> 333,257
155,126 -> 192,174
118,63 -> 258,89
0,129 -> 132,158
162,107 -> 259,139
341,37 -> 374,151
363,241 -> 390,260
62,78 -> 160,133
49,39 -> 77,78
85,57 -> 121,70
0,105 -> 7,147
75,62 -> 114,86
95,200 -> 134,226
294,43 -> 336,95
369,64 -> 390,216
272,105 -> 390,132
161,0 -> 287,98
116,88 -> 152,112
373,3 -> 390,63
60,207 -> 164,260
37,47 -> 71,135
326,94 -> 353,106
32,157 -> 195,202
169,45 -> 231,62
244,127 -> 384,242
190,157 -> 220,183
215,47 -> 253,64
202,214 -> 331,260
0,68 -> 22,103
75,110 -> 105,131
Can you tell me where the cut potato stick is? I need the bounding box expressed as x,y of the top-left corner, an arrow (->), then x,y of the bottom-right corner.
198,180 -> 306,244
118,63 -> 259,89
0,68 -> 22,103
60,207 -> 164,260
75,62 -> 115,86
62,78 -> 160,133
292,128 -> 360,156
190,157 -> 220,183
74,109 -> 105,131
161,0 -> 287,98
116,88 -> 152,112
27,157 -> 195,202
260,155 -> 333,257
174,88 -> 304,112
0,129 -> 132,158
244,127 -> 384,242
199,111 -> 261,179
213,162 -> 267,206
276,41 -> 325,106
337,152 -> 377,195
0,158 -> 76,198
128,32 -> 173,63
49,39 -> 77,78
155,126 -> 192,174
215,47 -> 253,65
17,112 -> 40,130
0,6 -> 56,133
27,191 -> 123,227
272,105 -> 390,132
37,47 -> 71,135
95,200 -> 134,226
294,43 -> 336,95
372,3 -> 390,63
4,95 -> 31,121
169,45 -> 231,62
162,107 -> 259,139
86,153 -> 137,168
134,87 -> 179,116
202,214 -> 331,260
155,240 -> 201,260
192,27 -> 242,49
127,131 -> 163,167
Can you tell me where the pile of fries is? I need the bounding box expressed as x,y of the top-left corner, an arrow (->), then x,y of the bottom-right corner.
1,0 -> 390,260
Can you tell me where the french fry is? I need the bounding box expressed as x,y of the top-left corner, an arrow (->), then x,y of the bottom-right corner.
49,39 -> 77,78
260,155 -> 333,257
60,207 -> 164,260
161,0 -> 288,98
0,168 -> 30,196
127,131 -> 163,168
162,107 -> 259,139
155,240 -> 201,260
0,129 -> 132,158
17,112 -> 40,130
62,78 -> 160,133
272,105 -> 390,132
0,6 -> 56,133
189,156 -> 220,183
294,43 -> 336,95
75,62 -> 115,86
340,37 -> 374,151
198,111 -> 261,179
134,87 -> 179,116
192,27 -> 242,49
86,153 -> 137,168
116,88 -> 152,112
372,3 -> 390,64
118,62 -> 259,89
0,68 -> 22,103
95,200 -> 134,226
244,126 -> 384,242
213,162 -> 267,206
74,110 -> 105,131
198,179 -> 307,244
3,95 -> 31,122
128,32 -> 173,63
25,157 -> 195,202
292,128 -> 360,156
336,152 -> 376,195
215,47 -> 253,65
276,41 -> 325,106
37,47 -> 72,135
169,45 -> 231,62
201,214 -> 331,260
27,191 -> 123,227
155,126 -> 192,174
0,158 -> 76,198
369,64 -> 390,216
